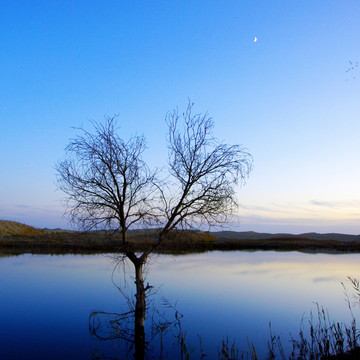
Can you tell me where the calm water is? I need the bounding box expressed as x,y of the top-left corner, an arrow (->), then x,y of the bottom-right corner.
1,251 -> 360,359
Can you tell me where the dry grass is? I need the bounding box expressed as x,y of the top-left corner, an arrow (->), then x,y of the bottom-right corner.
0,220 -> 45,237
1,221 -> 360,255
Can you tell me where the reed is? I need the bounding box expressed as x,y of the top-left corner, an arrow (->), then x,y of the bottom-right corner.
224,277 -> 360,360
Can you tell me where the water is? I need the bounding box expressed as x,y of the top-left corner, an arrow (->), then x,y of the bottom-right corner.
1,251 -> 360,359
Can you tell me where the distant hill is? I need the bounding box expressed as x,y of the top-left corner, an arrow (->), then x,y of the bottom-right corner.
2,220 -> 360,243
0,220 -> 44,237
1,221 -> 360,254
211,231 -> 360,243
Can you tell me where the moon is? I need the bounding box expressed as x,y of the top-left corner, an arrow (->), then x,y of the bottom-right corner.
254,36 -> 258,43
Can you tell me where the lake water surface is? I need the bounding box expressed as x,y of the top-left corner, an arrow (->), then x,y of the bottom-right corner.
1,251 -> 360,359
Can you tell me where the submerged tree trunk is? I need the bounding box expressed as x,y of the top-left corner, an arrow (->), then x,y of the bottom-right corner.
134,261 -> 146,360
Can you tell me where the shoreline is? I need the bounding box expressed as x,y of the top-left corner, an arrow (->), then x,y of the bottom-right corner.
2,232 -> 360,255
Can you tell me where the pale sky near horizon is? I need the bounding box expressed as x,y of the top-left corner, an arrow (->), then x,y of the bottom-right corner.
1,1 -> 360,234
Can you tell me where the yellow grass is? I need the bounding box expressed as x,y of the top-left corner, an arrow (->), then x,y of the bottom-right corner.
0,220 -> 44,237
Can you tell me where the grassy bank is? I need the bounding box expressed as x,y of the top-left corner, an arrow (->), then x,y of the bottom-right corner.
1,220 -> 360,255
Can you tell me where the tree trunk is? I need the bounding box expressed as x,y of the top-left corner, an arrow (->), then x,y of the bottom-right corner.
134,261 -> 146,360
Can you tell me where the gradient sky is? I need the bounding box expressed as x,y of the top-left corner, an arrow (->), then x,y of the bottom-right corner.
1,1 -> 359,234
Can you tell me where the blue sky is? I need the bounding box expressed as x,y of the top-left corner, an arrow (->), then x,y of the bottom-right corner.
1,1 -> 360,234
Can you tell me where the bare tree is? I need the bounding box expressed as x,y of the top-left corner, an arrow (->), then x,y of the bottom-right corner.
56,102 -> 252,359
56,119 -> 156,234
152,103 -> 252,249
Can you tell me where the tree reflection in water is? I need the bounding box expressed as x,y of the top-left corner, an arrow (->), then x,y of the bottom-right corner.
89,259 -> 188,360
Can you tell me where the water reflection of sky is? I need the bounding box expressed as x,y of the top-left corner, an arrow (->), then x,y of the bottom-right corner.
1,251 -> 360,359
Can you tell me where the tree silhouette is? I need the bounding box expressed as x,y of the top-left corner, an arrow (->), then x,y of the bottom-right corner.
56,101 -> 252,359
